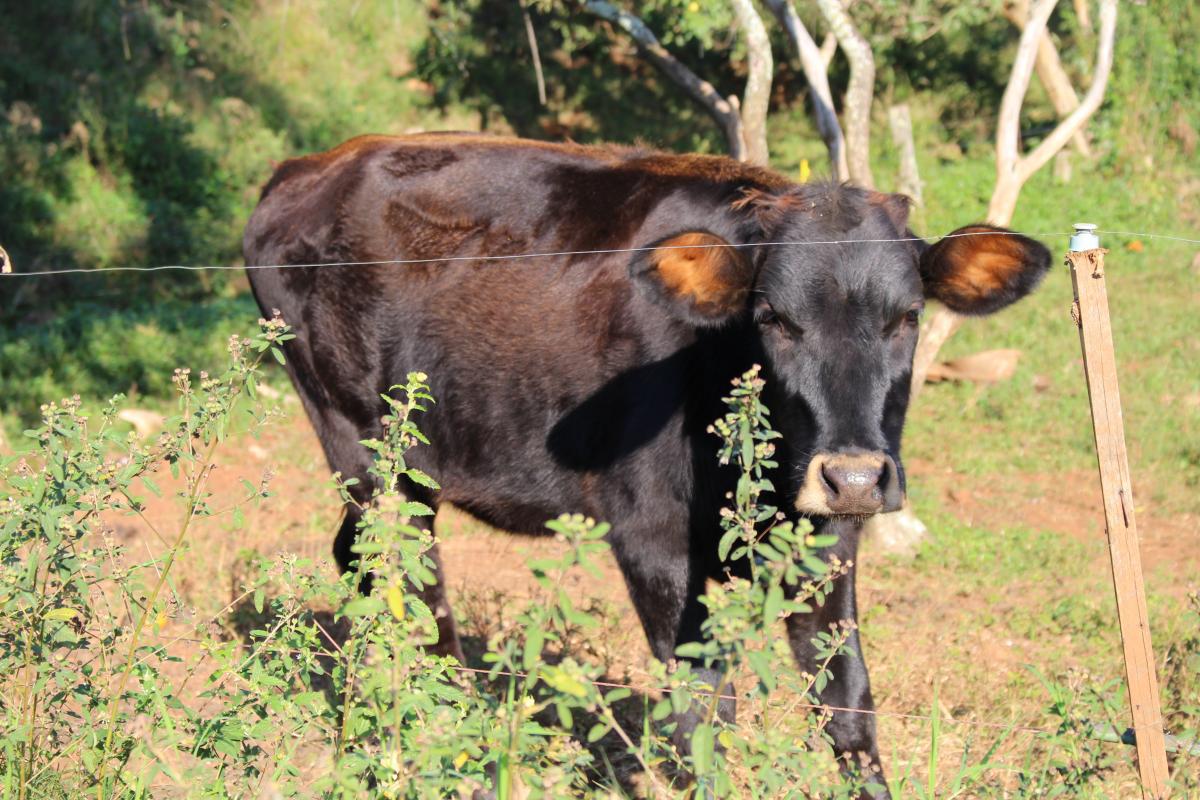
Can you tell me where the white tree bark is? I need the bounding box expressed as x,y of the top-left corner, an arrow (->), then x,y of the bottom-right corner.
819,31 -> 837,68
583,0 -> 747,160
1004,0 -> 1091,157
990,0 -> 1115,224
814,0 -> 875,187
731,0 -> 773,166
1073,0 -> 1091,32
764,0 -> 849,180
888,103 -> 922,204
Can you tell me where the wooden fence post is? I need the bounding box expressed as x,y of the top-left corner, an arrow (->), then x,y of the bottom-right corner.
1066,224 -> 1171,798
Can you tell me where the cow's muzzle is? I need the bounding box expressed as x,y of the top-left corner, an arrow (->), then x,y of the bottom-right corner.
794,451 -> 903,517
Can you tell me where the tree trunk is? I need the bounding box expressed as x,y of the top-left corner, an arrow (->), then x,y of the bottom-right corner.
815,0 -> 875,187
888,103 -> 922,204
731,0 -> 773,166
819,31 -> 837,68
764,0 -> 848,180
1004,0 -> 1091,157
1073,0 -> 1091,32
874,0 -> 1118,556
582,0 -> 747,160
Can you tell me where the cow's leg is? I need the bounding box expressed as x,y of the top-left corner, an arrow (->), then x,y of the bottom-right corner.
333,493 -> 464,662
785,530 -> 888,799
609,525 -> 736,754
317,410 -> 465,663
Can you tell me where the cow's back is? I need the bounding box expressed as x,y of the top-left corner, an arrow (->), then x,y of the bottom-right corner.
243,134 -> 785,531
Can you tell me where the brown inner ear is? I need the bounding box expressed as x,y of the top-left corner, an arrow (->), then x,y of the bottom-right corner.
933,226 -> 1029,304
651,232 -> 753,314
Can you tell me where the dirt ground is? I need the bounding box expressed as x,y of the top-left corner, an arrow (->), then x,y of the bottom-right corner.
123,397 -> 1200,793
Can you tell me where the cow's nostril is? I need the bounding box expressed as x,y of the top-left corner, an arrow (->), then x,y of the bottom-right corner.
820,462 -> 841,497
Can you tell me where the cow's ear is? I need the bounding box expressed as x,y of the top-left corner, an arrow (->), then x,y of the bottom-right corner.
630,231 -> 755,325
919,225 -> 1052,315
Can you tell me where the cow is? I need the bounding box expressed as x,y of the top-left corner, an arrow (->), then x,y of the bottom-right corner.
244,133 -> 1050,795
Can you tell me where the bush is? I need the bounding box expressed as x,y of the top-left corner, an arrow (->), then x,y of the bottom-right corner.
3,321 -> 1195,798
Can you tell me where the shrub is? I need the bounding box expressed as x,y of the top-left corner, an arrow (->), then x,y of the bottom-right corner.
4,325 -> 1184,798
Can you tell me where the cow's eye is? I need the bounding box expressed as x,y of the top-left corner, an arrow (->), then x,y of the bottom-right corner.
755,307 -> 798,338
886,305 -> 923,337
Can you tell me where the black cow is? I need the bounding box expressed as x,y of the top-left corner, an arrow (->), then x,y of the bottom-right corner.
244,133 -> 1050,794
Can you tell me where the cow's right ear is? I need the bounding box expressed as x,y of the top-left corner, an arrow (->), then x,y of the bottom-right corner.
630,231 -> 755,326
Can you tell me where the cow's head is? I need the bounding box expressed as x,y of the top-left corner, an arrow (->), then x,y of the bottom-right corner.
631,182 -> 1051,517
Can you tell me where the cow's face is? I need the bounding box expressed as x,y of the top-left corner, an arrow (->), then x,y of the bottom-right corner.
631,183 -> 1051,517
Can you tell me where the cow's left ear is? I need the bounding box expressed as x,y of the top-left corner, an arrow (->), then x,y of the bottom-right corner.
918,225 -> 1052,315
630,231 -> 756,326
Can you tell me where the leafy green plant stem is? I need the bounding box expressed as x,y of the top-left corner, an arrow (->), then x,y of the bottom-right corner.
94,439 -> 220,798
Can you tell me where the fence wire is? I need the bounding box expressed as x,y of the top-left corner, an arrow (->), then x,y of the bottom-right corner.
0,227 -> 1197,279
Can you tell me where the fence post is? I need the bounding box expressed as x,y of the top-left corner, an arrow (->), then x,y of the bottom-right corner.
1066,224 -> 1171,798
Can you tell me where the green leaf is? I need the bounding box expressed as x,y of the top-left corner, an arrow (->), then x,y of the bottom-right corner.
801,555 -> 830,575
717,528 -> 740,562
586,723 -> 610,743
542,666 -> 588,698
690,724 -> 713,773
404,469 -> 440,490
340,597 -> 384,618
523,630 -> 545,670
763,584 -> 784,622
270,346 -> 286,365
44,607 -> 78,622
604,687 -> 631,704
396,501 -> 434,517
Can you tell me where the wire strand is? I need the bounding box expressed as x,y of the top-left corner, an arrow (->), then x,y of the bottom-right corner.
1098,230 -> 1200,245
0,229 -> 1078,278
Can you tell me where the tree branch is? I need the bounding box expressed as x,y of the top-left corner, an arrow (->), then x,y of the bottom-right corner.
1004,0 -> 1091,157
819,31 -> 838,68
520,0 -> 547,106
582,0 -> 746,160
814,0 -> 875,187
993,0 -> 1058,191
764,0 -> 848,180
731,0 -> 773,166
1017,0 -> 1116,182
888,103 -> 922,204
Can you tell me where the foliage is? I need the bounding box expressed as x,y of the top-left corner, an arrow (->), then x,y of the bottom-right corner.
0,331 -> 877,797
1,294 -> 261,429
0,314 -> 289,798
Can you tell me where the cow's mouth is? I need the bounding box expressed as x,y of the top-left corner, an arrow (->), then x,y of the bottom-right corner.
793,451 -> 904,517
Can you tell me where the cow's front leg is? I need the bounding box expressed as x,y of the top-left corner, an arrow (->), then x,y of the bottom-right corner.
608,521 -> 736,757
785,525 -> 888,799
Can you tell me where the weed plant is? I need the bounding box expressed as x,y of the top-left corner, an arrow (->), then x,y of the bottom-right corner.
2,329 -> 1195,797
